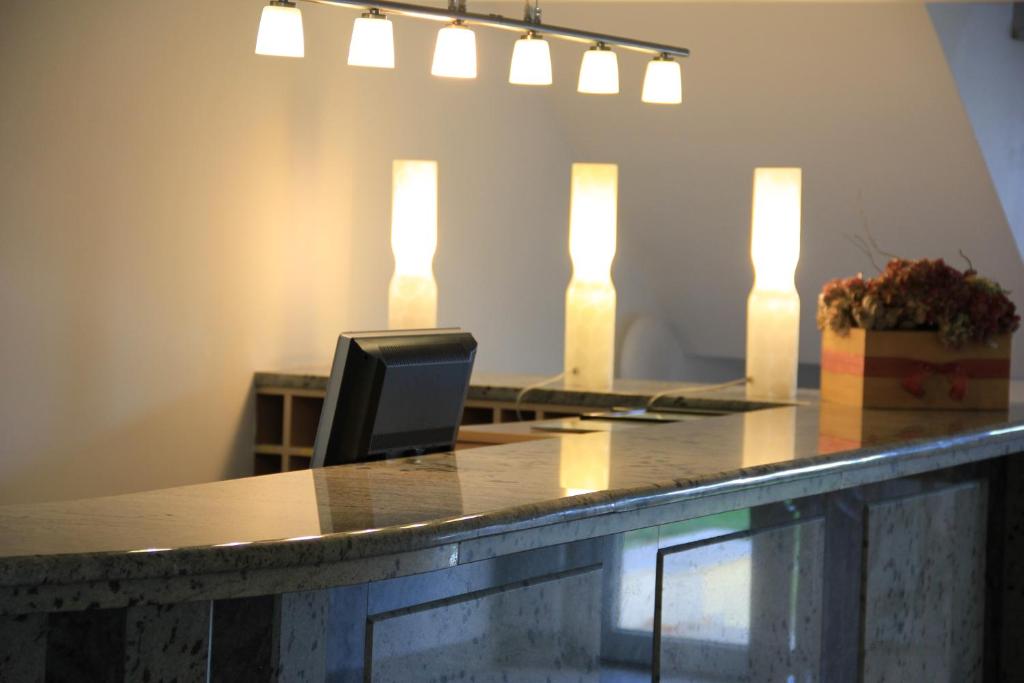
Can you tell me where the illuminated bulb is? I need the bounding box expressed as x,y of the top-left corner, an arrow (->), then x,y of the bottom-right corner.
431,22 -> 477,79
509,32 -> 552,86
347,10 -> 395,69
389,160 -> 439,329
565,163 -> 618,391
577,44 -> 618,95
641,54 -> 682,104
746,167 -> 802,401
255,0 -> 304,58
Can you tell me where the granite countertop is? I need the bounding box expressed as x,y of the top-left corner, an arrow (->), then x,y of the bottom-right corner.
2,395 -> 1023,594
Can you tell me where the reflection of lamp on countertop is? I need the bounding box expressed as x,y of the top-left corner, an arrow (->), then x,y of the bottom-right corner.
389,160 -> 438,329
746,167 -> 802,401
559,432 -> 611,497
564,163 -> 618,391
741,407 -> 798,468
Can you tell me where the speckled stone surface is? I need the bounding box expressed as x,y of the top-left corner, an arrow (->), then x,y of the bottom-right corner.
124,601 -> 211,683
0,544 -> 460,616
0,400 -> 1022,615
367,567 -> 601,682
1001,457 -> 1024,680
46,607 -> 125,680
210,596 -> 274,681
209,591 -> 329,682
0,612 -> 46,681
274,589 -> 328,681
861,482 -> 987,682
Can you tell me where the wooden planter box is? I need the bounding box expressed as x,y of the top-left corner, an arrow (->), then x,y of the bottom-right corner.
820,328 -> 1012,410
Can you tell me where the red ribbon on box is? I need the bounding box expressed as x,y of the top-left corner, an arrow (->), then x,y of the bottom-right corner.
822,350 -> 1009,402
899,362 -> 968,400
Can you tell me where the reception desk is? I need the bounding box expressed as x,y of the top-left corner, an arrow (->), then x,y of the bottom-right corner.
1,387 -> 1023,681
250,371 -> 802,474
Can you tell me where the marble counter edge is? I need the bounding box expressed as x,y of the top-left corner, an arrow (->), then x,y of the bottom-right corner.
2,420 -> 1023,598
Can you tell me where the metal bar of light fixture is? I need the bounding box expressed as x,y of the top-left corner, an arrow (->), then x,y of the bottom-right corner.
302,0 -> 690,58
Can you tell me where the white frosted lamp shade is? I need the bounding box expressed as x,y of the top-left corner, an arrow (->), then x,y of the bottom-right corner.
509,34 -> 552,86
391,160 -> 438,276
641,57 -> 682,104
431,23 -> 477,79
577,46 -> 618,94
255,2 -> 304,58
389,160 -> 439,329
568,163 -> 618,282
750,168 -> 802,292
348,13 -> 395,68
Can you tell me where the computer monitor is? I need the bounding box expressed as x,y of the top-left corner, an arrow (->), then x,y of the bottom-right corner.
311,328 -> 478,468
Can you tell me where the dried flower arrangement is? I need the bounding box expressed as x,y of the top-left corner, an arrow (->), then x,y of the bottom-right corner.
817,257 -> 1020,349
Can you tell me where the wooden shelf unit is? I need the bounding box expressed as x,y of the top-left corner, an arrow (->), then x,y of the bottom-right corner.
253,388 -> 326,474
253,387 -> 585,475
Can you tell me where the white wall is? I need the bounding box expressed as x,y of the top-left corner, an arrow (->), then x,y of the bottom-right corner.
0,0 -> 1019,504
0,0 -> 572,504
928,2 -> 1024,260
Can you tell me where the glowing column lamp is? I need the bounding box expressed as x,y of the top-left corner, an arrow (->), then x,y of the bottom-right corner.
509,32 -> 552,85
746,167 -> 802,401
577,43 -> 619,94
641,54 -> 682,104
431,21 -> 477,79
559,432 -> 611,497
565,163 -> 618,391
348,9 -> 395,69
255,0 -> 304,58
388,160 -> 438,329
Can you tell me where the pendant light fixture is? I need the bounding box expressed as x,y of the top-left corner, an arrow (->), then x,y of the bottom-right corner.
577,43 -> 619,95
348,9 -> 395,69
641,53 -> 682,104
255,0 -> 305,58
432,20 -> 477,79
509,2 -> 551,86
252,0 -> 690,104
509,32 -> 552,86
